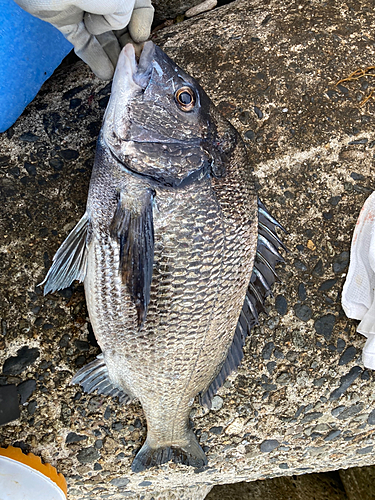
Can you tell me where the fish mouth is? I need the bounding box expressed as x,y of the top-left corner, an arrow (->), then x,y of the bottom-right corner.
114,41 -> 156,92
101,42 -> 157,145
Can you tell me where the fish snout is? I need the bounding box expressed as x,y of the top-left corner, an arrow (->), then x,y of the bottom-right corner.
115,41 -> 156,90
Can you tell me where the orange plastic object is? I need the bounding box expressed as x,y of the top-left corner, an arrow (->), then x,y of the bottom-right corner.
0,446 -> 67,497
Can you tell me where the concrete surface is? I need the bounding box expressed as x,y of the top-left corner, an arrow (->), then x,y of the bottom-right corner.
339,465 -> 375,500
1,0 -> 375,498
152,0 -> 203,23
208,471 -> 348,499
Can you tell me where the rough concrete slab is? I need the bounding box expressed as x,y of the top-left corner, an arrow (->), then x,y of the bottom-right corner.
1,0 -> 375,499
153,0 -> 203,23
207,471 -> 348,499
339,465 -> 375,500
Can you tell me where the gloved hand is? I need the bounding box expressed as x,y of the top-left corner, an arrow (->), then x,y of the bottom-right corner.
14,0 -> 154,80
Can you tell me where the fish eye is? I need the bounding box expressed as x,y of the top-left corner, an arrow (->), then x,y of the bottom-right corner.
175,87 -> 196,111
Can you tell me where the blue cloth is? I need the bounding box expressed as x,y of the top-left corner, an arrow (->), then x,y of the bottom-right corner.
0,0 -> 73,132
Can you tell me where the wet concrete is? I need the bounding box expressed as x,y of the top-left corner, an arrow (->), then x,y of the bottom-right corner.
1,0 -> 375,498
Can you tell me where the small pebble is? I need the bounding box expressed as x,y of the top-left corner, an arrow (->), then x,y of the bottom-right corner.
275,295 -> 288,316
333,252 -> 349,274
209,426 -> 223,435
273,349 -> 284,359
294,304 -> 312,322
323,211 -> 333,220
211,395 -> 223,411
17,379 -> 36,404
324,430 -> 341,441
77,447 -> 99,463
260,439 -> 279,452
337,338 -> 346,353
312,259 -> 324,276
301,412 -> 323,423
112,422 -> 123,431
329,196 -> 341,206
66,432 -> 88,444
110,477 -> 129,487
19,132 -> 39,142
60,149 -> 79,161
298,283 -> 307,301
330,366 -> 362,400
262,342 -> 274,360
98,96 -> 110,109
94,439 -> 103,449
139,481 -> 152,487
27,400 -> 37,415
3,347 -> 40,376
319,279 -> 337,291
267,361 -> 276,374
367,409 -> 375,425
254,106 -> 263,119
314,314 -> 335,340
357,446 -> 373,455
244,130 -> 255,141
185,0 -> 217,18
336,403 -> 364,420
74,340 -> 90,352
276,372 -> 290,385
313,377 -> 327,387
339,346 -> 356,366
294,260 -> 307,271
331,406 -> 345,417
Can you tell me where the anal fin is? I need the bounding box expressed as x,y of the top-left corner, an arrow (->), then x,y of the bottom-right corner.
40,213 -> 89,295
71,354 -> 131,404
200,198 -> 287,409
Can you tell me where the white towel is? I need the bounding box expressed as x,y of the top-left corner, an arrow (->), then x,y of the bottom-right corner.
342,191 -> 375,370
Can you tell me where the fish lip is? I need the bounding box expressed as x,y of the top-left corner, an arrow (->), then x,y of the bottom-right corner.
102,42 -> 156,144
135,41 -> 156,87
116,41 -> 156,90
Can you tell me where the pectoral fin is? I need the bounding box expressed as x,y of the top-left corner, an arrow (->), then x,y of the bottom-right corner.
110,188 -> 155,327
40,213 -> 89,295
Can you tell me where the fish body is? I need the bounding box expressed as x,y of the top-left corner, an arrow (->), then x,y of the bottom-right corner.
42,42 -> 284,472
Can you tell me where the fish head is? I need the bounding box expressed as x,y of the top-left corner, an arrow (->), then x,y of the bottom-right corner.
101,42 -> 238,186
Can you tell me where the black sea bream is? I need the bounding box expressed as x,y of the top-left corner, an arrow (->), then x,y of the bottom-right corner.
42,42 -> 285,472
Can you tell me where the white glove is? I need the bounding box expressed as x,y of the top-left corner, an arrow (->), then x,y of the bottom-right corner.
342,191 -> 375,369
14,0 -> 154,80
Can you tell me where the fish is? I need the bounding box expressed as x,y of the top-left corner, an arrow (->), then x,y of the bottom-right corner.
41,41 -> 286,472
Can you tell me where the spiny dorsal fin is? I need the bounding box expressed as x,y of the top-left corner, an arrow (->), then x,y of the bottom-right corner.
200,198 -> 286,409
40,213 -> 89,295
71,354 -> 131,404
110,188 -> 155,327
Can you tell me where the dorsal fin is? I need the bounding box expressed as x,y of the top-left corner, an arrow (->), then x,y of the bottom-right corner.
110,188 -> 155,327
200,198 -> 286,409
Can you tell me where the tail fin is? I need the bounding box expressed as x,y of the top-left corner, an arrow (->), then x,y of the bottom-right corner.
131,432 -> 207,473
